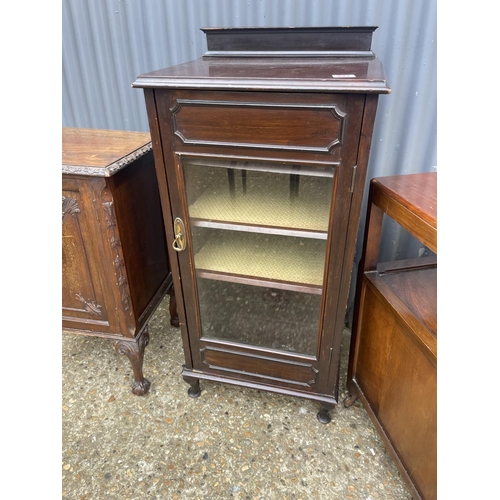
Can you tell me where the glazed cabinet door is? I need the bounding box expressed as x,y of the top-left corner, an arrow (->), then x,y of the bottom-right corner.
157,90 -> 365,398
179,156 -> 334,358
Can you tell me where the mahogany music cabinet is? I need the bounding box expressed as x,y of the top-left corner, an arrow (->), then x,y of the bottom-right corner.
133,26 -> 390,421
62,128 -> 177,395
344,172 -> 437,499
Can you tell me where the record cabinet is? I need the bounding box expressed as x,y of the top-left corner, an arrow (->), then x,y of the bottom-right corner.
133,27 -> 390,421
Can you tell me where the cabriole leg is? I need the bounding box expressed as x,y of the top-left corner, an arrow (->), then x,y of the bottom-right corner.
112,329 -> 150,395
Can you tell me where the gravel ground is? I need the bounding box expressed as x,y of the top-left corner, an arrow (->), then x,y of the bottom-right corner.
62,294 -> 413,500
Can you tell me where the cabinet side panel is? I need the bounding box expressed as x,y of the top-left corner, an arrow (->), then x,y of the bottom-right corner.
355,280 -> 436,500
62,177 -> 114,332
110,150 -> 170,324
378,319 -> 437,500
353,282 -> 394,414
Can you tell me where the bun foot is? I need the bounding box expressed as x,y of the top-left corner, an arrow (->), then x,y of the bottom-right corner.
317,406 -> 332,424
183,376 -> 201,398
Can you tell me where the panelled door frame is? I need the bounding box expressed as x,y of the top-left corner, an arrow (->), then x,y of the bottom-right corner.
155,88 -> 365,399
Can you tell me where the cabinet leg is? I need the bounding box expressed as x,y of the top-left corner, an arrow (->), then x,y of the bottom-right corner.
343,394 -> 358,408
317,403 -> 335,424
112,329 -> 150,396
183,375 -> 201,398
168,290 -> 179,327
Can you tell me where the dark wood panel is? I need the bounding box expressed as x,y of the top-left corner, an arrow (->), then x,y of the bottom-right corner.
156,93 -> 354,164
354,283 -> 437,500
201,346 -> 319,387
203,26 -> 376,55
109,150 -> 169,325
171,98 -> 344,153
352,284 -> 394,415
62,179 -> 112,328
378,324 -> 437,500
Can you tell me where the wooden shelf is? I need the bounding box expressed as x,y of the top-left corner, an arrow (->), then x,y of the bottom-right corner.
381,266 -> 437,337
186,158 -> 335,178
187,160 -> 333,239
365,265 -> 437,359
194,231 -> 327,294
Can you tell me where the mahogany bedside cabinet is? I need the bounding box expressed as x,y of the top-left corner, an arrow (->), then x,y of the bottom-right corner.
133,26 -> 390,421
62,128 -> 178,395
344,172 -> 437,500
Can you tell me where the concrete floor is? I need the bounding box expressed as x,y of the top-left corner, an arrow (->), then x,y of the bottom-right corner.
62,294 -> 413,499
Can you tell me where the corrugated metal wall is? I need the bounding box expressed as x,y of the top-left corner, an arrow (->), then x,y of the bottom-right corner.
62,0 -> 436,318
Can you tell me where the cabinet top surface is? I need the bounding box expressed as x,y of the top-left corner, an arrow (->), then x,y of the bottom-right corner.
62,128 -> 152,177
133,27 -> 390,93
372,172 -> 437,229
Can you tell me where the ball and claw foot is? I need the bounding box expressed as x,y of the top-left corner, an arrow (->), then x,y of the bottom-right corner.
343,394 -> 358,408
317,406 -> 332,424
132,378 -> 151,396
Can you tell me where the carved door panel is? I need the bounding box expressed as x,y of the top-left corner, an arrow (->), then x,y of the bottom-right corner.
62,177 -> 114,333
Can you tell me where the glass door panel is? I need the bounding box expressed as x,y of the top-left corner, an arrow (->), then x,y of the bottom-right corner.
182,157 -> 335,356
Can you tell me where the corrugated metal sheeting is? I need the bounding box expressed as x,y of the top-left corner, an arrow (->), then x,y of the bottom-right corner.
62,0 -> 436,316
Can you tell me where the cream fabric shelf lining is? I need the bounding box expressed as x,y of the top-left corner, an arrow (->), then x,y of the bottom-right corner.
188,173 -> 332,233
194,231 -> 327,287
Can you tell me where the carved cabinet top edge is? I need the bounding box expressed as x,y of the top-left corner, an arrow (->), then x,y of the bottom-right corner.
62,128 -> 152,177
